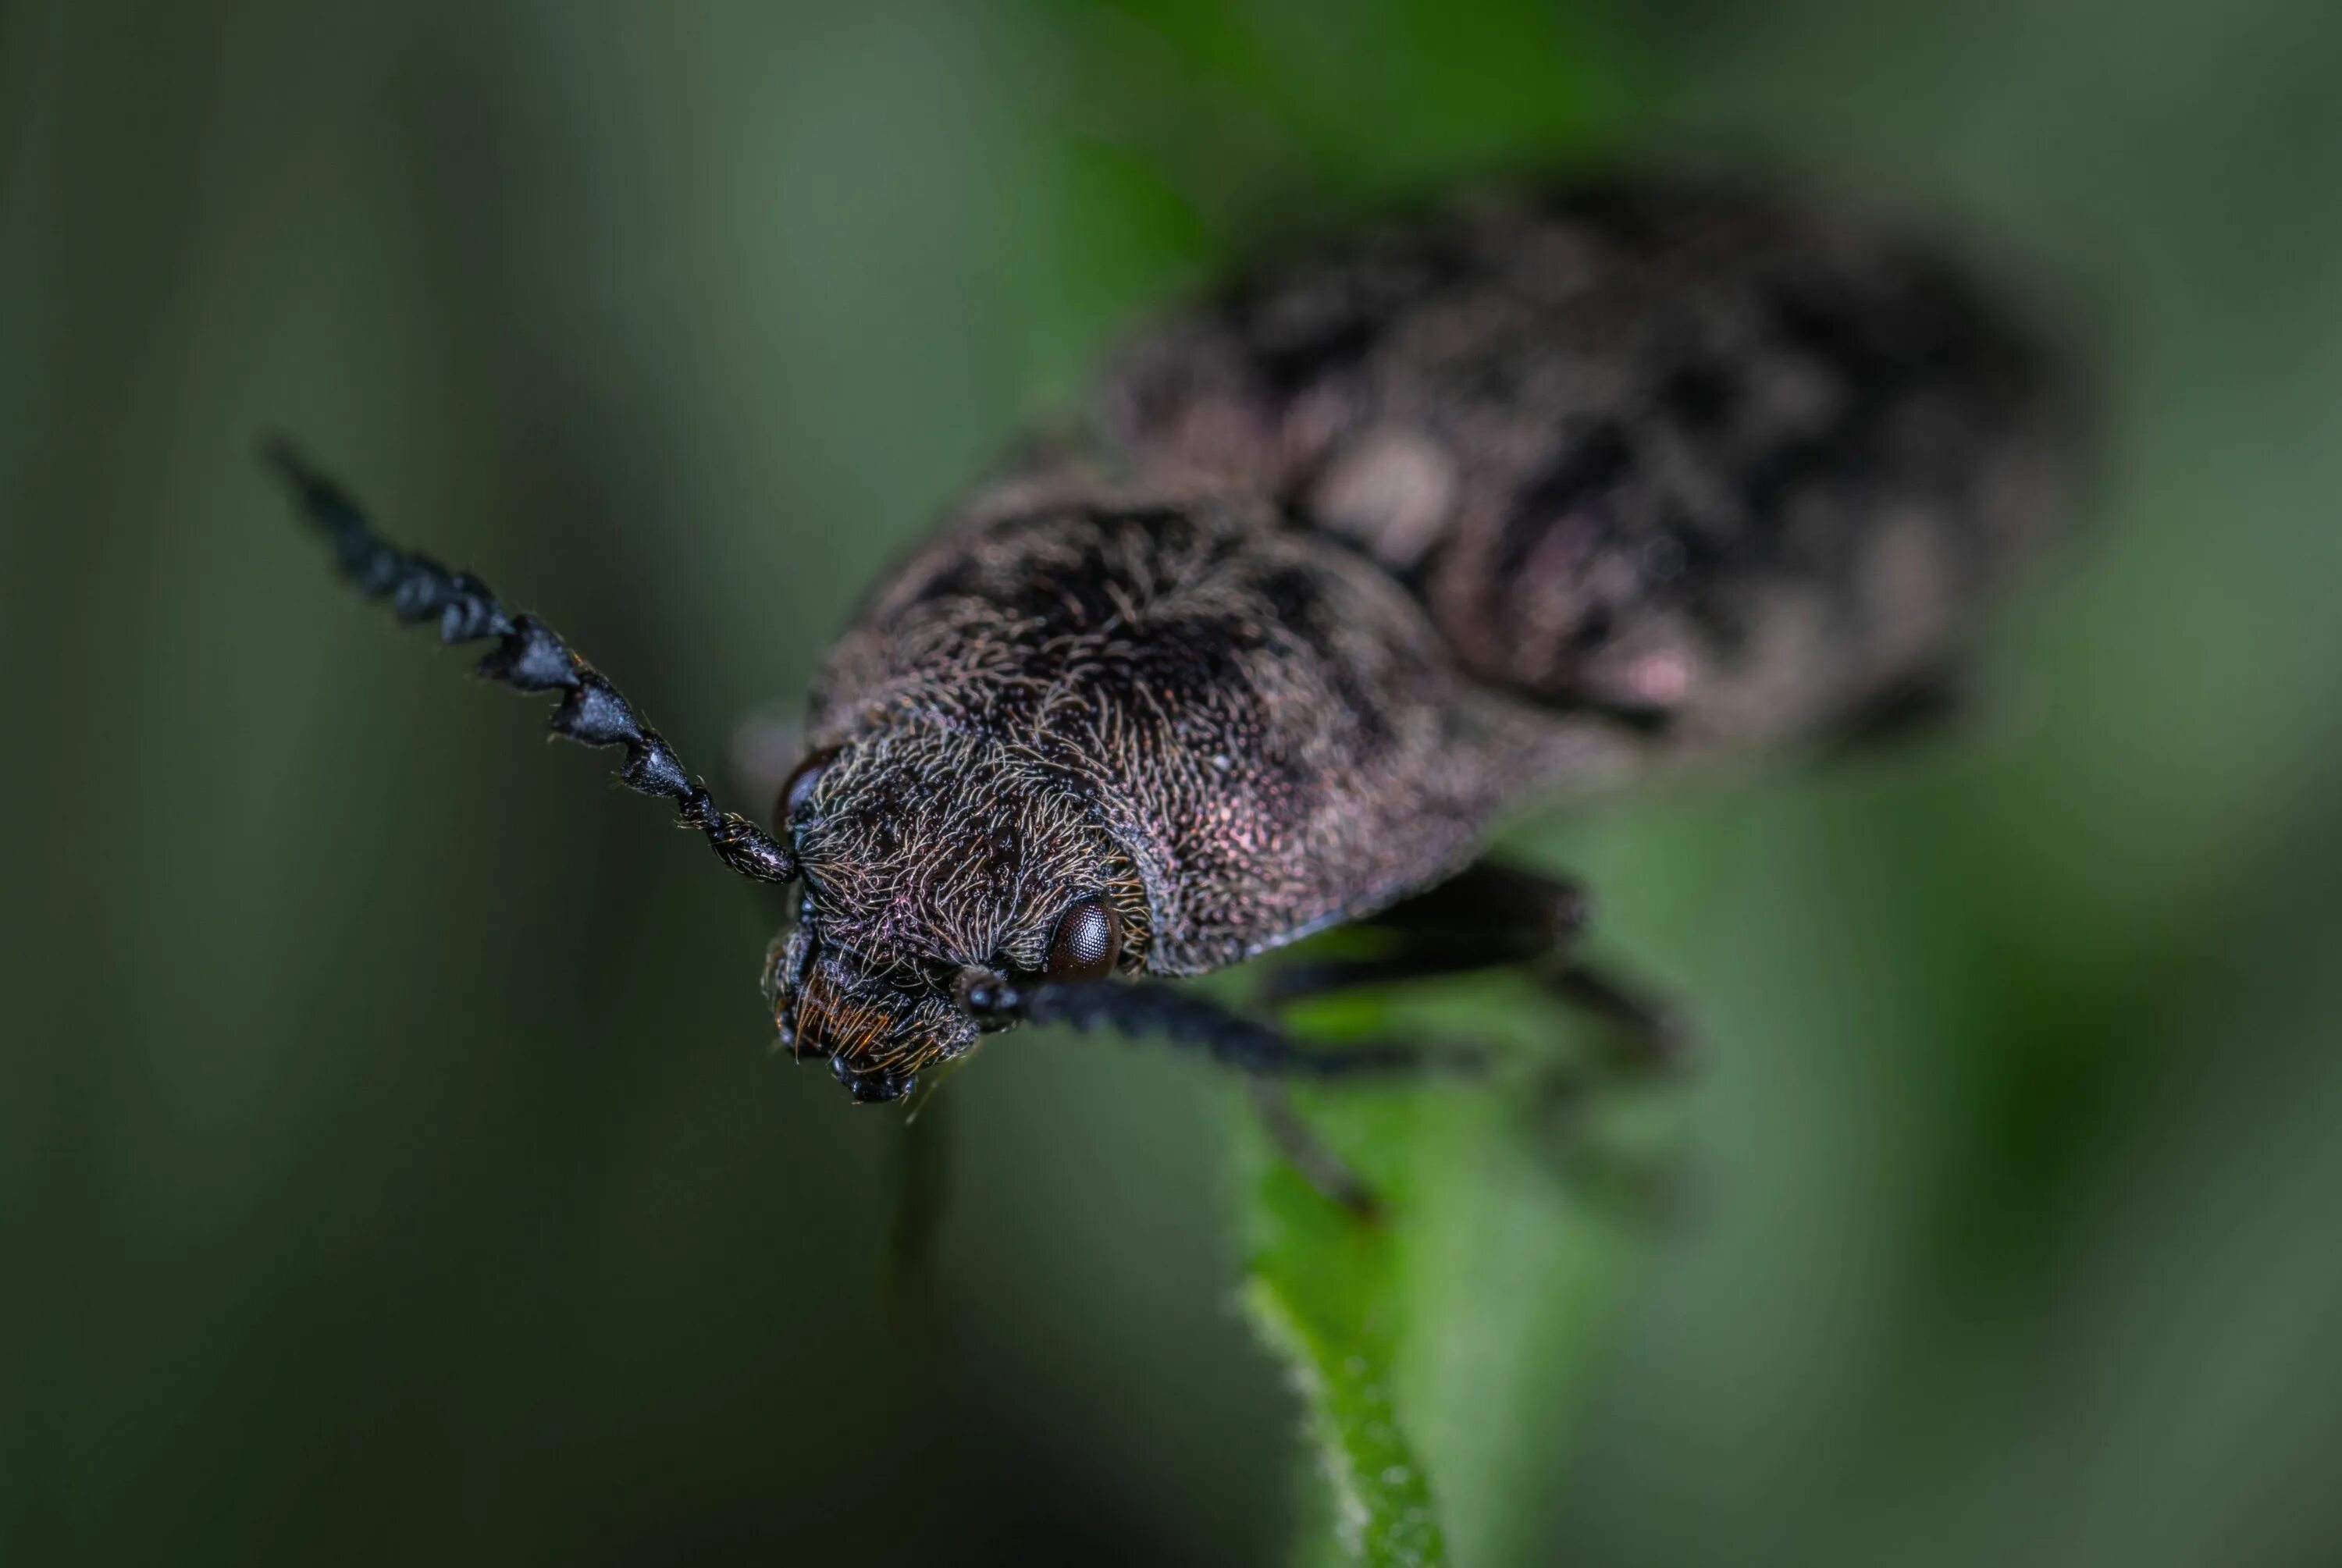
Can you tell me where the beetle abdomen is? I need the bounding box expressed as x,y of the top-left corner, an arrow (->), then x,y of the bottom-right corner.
1095,177 -> 2078,748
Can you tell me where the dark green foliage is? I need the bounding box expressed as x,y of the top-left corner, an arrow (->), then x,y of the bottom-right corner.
9,1 -> 2342,1565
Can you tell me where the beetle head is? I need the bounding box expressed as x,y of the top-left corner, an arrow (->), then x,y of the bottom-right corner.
767,727 -> 1147,1101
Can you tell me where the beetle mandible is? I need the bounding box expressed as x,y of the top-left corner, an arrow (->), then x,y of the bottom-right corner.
271,176 -> 2077,1130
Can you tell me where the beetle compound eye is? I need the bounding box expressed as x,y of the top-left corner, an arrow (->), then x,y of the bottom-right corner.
780,747 -> 838,824
1045,896 -> 1120,981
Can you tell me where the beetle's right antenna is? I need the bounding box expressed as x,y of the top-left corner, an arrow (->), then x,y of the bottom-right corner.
264,439 -> 797,886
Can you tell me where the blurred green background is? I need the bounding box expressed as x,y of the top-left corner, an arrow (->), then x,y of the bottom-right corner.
7,0 -> 2342,1563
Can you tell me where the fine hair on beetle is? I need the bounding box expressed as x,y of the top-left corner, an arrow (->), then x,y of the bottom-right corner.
269,174 -> 2079,1153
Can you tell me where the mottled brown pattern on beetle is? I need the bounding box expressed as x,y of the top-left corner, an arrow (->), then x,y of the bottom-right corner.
1094,177 -> 2076,746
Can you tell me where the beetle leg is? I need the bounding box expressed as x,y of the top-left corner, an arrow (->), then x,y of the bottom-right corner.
1825,661 -> 1973,754
1022,962 -> 1675,1215
1024,980 -> 1474,1217
1266,859 -> 1689,1072
1023,978 -> 1485,1080
1541,959 -> 1686,1071
1248,1080 -> 1382,1219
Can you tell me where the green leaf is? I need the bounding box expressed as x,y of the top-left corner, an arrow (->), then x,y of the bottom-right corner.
1244,1119 -> 1446,1568
1235,972 -> 1668,1567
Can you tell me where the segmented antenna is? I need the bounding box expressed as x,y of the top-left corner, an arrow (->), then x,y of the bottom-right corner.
265,439 -> 796,884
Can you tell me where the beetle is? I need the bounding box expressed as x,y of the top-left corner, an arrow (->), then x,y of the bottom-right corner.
269,175 -> 2076,1170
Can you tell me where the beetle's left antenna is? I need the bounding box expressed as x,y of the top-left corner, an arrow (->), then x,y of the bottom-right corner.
264,439 -> 797,885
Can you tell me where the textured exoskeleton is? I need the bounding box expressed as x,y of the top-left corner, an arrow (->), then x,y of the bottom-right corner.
779,177 -> 2074,1097
276,176 -> 2077,1107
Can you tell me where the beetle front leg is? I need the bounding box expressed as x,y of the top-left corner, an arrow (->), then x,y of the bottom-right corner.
1022,978 -> 1481,1214
1023,978 -> 1485,1081
1265,859 -> 1689,1072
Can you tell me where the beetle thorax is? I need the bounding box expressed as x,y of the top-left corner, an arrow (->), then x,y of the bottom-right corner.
790,726 -> 1146,982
